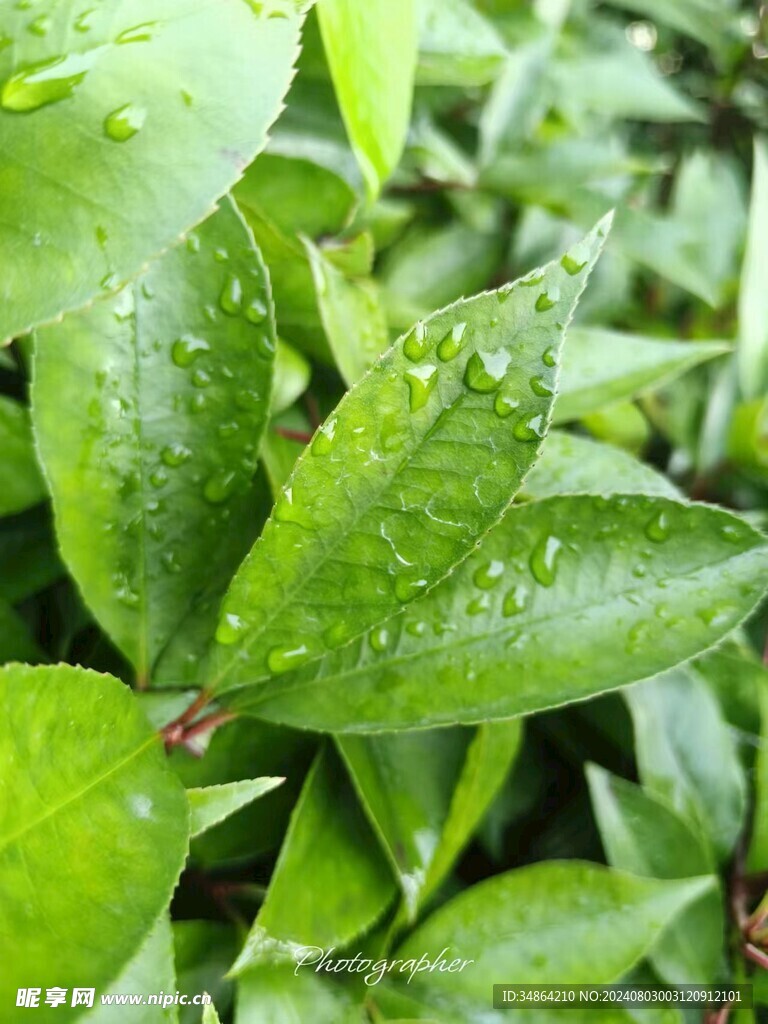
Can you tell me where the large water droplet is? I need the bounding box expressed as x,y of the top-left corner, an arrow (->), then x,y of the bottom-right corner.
494,392 -> 521,418
529,375 -> 554,398
542,347 -> 558,368
466,594 -> 491,615
513,413 -> 545,442
535,288 -> 559,312
172,334 -> 209,367
149,468 -> 168,489
464,350 -> 511,393
395,576 -> 428,603
403,321 -> 428,362
437,322 -> 467,362
219,274 -> 243,316
405,364 -> 438,411
203,470 -> 236,504
267,643 -> 314,674
561,253 -> 587,276
312,417 -> 338,456
644,510 -> 671,543
369,627 -> 390,652
405,620 -> 426,637
104,102 -> 146,142
530,534 -> 562,587
191,368 -> 211,388
216,613 -> 245,646
245,296 -> 268,324
473,560 -> 504,590
503,584 -> 529,617
1,52 -> 98,112
161,443 -> 192,467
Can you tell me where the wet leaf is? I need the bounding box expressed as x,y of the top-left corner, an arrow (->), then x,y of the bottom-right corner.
188,778 -> 285,839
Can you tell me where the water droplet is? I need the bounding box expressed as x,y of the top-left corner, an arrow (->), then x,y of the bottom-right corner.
632,563 -> 647,578
513,413 -> 545,442
464,350 -> 511,393
529,534 -> 562,587
535,289 -> 559,312
191,368 -> 211,388
1,52 -> 99,112
644,510 -> 670,543
520,273 -> 544,288
104,102 -> 146,142
395,576 -> 428,603
503,584 -> 529,617
380,412 -> 407,453
204,470 -> 236,504
405,364 -> 438,411
698,604 -> 736,628
473,560 -> 505,590
116,22 -> 156,44
494,392 -> 521,418
436,322 -> 467,362
529,375 -> 554,398
369,627 -> 389,652
255,332 -> 276,360
216,613 -> 245,645
405,620 -> 426,637
219,274 -> 243,315
28,14 -> 51,36
403,321 -> 428,362
245,296 -> 268,324
149,468 -> 168,489
267,643 -> 314,674
312,417 -> 338,456
75,9 -> 95,32
561,253 -> 587,275
542,347 -> 558,368
626,621 -> 651,654
161,443 -> 191,467
190,394 -> 207,414
218,421 -> 239,440
172,334 -> 209,367
186,233 -> 200,253
497,284 -> 515,303
467,594 -> 491,615
161,550 -> 182,574
235,389 -> 261,411
720,523 -> 743,544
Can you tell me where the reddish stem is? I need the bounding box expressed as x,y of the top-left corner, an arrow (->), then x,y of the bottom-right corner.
743,942 -> 768,970
274,426 -> 313,444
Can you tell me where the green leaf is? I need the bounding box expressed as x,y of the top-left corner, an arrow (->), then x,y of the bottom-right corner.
0,0 -> 302,342
273,341 -> 311,417
738,137 -> 768,398
33,200 -> 275,682
417,0 -> 508,86
202,1006 -> 222,1024
0,664 -> 189,1019
600,0 -> 739,51
175,922 -> 236,1024
0,600 -> 47,665
189,779 -> 285,839
303,237 -> 389,386
231,746 -> 396,974
393,862 -> 714,1000
555,328 -> 729,424
317,0 -> 418,198
83,914 -> 178,1024
0,396 -> 46,516
0,507 -> 63,604
747,681 -> 768,871
235,965 -> 364,1024
626,668 -> 747,861
586,764 -> 723,985
522,431 -> 679,499
209,220 -> 610,694
228,495 -> 768,731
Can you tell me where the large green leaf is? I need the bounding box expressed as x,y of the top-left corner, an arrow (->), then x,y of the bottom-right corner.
229,495 -> 768,731
317,0 -> 418,198
235,966 -> 364,1024
0,396 -> 46,516
0,0 -> 301,342
188,779 -> 285,839
555,328 -> 729,424
0,664 -> 189,1020
339,721 -> 520,918
394,862 -> 714,1001
748,681 -> 768,871
417,0 -> 508,86
522,431 -> 678,499
33,200 -> 275,683
231,746 -> 396,974
626,669 -> 747,861
586,764 -> 723,985
738,137 -> 768,398
209,221 -> 610,694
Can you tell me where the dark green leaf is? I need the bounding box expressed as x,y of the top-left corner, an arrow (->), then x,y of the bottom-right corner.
188,779 -> 285,839
0,396 -> 46,516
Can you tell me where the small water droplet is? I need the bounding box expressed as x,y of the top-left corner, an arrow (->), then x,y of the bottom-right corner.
405,364 -> 438,411
720,523 -> 743,544
116,22 -> 156,44
473,560 -> 504,590
1,52 -> 98,112
395,576 -> 428,603
535,289 -> 559,312
255,332 -> 276,360
219,274 -> 243,315
698,604 -> 736,628
216,613 -> 245,645
191,368 -> 211,388
644,510 -> 671,543
542,346 -> 558,368
369,627 -> 390,652
503,584 -> 529,617
235,389 -> 261,411
186,233 -> 200,253
529,375 -> 554,398
380,412 -> 407,453
632,563 -> 647,578
190,393 -> 207,414
497,284 -> 515,303
437,322 -> 467,362
530,534 -> 562,587
466,594 -> 491,615
312,417 -> 338,456
161,443 -> 192,467
267,643 -> 314,674
245,296 -> 268,324
75,9 -> 95,31
104,102 -> 146,142
28,14 -> 51,35
204,470 -> 236,504
161,550 -> 182,574
626,621 -> 651,654
464,350 -> 511,393
149,468 -> 168,489
494,392 -> 521,418
405,620 -> 426,637
218,421 -> 239,439
403,321 -> 428,362
513,413 -> 545,442
561,253 -> 587,275
172,334 -> 209,367
520,273 -> 544,288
